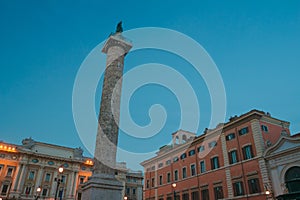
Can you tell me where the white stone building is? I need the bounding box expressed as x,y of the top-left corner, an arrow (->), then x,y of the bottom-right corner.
0,138 -> 143,200
264,134 -> 300,199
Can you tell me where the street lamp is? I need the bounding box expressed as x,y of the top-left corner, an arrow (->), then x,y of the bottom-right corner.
124,196 -> 128,200
35,187 -> 41,200
172,183 -> 177,200
55,167 -> 64,200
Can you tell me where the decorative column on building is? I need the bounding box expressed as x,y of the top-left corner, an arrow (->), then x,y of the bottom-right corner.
82,22 -> 132,200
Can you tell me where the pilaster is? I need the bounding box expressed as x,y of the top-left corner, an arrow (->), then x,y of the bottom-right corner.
251,119 -> 265,157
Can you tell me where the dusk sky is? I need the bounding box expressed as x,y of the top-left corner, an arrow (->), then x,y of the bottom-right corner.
1,0 -> 300,170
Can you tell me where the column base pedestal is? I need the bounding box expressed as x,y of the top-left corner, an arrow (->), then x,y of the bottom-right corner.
82,173 -> 123,200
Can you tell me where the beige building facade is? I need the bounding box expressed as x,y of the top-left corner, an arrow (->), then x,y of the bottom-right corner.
0,138 -> 143,200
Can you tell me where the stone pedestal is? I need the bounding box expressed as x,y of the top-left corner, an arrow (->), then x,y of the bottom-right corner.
82,174 -> 123,200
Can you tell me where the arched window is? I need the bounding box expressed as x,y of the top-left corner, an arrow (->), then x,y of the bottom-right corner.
285,166 -> 300,193
182,135 -> 187,143
175,136 -> 180,144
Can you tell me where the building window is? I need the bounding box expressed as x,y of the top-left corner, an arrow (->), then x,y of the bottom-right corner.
6,167 -> 13,177
182,193 -> 189,200
189,149 -> 196,156
25,186 -> 31,195
77,192 -> 82,200
200,161 -> 206,173
151,178 -> 155,187
180,153 -> 187,160
201,189 -> 209,200
159,175 -> 163,185
158,163 -> 163,168
233,181 -> 244,196
58,189 -> 63,198
214,186 -> 224,200
261,125 -> 268,132
211,156 -> 219,170
191,164 -> 196,176
173,157 -> 179,162
167,172 -> 171,183
45,173 -> 51,182
1,183 -> 9,195
209,141 -> 217,148
285,166 -> 300,193
248,178 -> 261,194
182,167 -> 187,179
239,127 -> 249,135
126,187 -> 130,195
166,160 -> 171,165
132,188 -> 136,195
42,188 -> 48,196
226,133 -> 235,141
242,145 -> 254,160
146,180 -> 149,188
28,171 -> 35,180
197,145 -> 205,152
61,175 -> 66,183
174,170 -> 178,181
228,150 -> 239,164
191,191 -> 199,200
79,176 -> 85,184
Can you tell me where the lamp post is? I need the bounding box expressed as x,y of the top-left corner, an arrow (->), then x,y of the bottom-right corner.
265,184 -> 274,200
35,187 -> 41,200
55,167 -> 64,200
172,183 -> 177,200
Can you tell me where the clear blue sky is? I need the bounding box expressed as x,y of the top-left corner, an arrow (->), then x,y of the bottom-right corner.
1,0 -> 300,170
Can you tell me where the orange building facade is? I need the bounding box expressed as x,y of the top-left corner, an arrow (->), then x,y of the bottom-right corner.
141,110 -> 290,200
